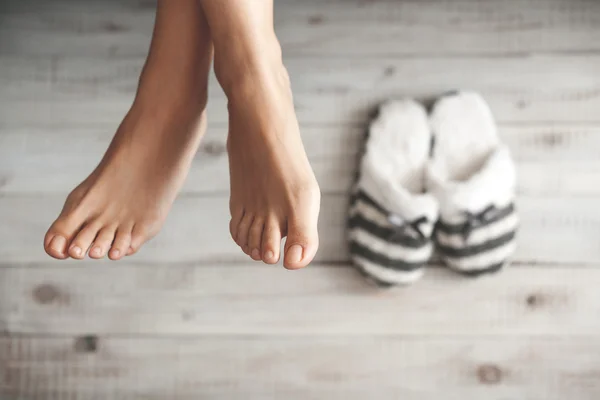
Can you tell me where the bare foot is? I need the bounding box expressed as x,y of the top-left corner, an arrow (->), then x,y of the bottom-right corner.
224,66 -> 321,269
44,0 -> 212,260
44,106 -> 206,260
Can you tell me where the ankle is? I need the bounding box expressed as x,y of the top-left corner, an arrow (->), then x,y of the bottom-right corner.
214,35 -> 286,97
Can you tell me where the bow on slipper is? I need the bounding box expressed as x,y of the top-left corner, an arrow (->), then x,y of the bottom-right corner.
427,92 -> 518,276
348,99 -> 438,287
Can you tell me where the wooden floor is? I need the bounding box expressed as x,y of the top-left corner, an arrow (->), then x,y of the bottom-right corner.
1,0 -> 600,398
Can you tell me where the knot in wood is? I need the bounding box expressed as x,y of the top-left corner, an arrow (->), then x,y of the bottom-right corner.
477,364 -> 502,385
74,335 -> 99,354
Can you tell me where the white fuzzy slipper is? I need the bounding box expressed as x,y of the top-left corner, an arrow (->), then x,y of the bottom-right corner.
427,91 -> 518,275
349,99 -> 439,286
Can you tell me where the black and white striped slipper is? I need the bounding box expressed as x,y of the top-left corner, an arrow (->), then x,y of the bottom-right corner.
427,91 -> 518,276
349,100 -> 439,286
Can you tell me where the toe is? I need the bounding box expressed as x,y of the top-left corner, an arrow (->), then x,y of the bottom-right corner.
283,196 -> 320,270
236,213 -> 254,254
127,223 -> 155,258
88,226 -> 117,259
261,217 -> 282,264
229,207 -> 244,242
45,235 -> 70,260
44,215 -> 85,259
247,217 -> 265,261
68,222 -> 102,259
109,226 -> 132,261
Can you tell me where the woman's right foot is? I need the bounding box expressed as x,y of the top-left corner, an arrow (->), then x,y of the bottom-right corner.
219,56 -> 321,270
44,105 -> 207,260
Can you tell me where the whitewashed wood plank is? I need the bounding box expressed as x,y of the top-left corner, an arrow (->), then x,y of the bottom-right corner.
0,0 -> 155,57
2,55 -> 600,127
0,125 -> 361,195
1,335 -> 599,400
0,194 -> 597,264
275,0 -> 600,56
1,0 -> 599,56
0,127 -> 235,195
1,124 -> 599,196
7,53 -> 600,99
1,265 -> 600,336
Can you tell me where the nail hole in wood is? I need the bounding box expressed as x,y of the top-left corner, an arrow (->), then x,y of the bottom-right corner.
516,99 -> 529,109
477,364 -> 502,385
384,66 -> 396,77
203,141 -> 226,156
181,310 -> 194,321
308,15 -> 324,25
103,21 -> 128,33
74,335 -> 99,354
526,293 -> 546,309
540,132 -> 564,148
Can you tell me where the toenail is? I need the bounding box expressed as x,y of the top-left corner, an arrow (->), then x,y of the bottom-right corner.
111,249 -> 121,258
265,250 -> 274,261
251,248 -> 260,259
287,245 -> 304,264
50,236 -> 67,254
91,247 -> 102,257
71,246 -> 82,257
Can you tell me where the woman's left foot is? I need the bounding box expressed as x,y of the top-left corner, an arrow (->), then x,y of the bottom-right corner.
44,105 -> 207,261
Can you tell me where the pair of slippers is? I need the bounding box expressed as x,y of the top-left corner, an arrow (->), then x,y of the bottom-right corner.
348,92 -> 518,286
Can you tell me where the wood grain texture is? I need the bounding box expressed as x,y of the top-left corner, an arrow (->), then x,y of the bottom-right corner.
3,55 -> 600,128
1,124 -> 599,196
2,0 -> 600,398
275,0 -> 600,56
1,264 -> 599,335
2,335 -> 599,400
0,56 -> 600,129
1,0 -> 599,57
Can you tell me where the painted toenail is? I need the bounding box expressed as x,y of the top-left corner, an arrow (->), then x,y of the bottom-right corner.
71,246 -> 82,257
50,236 -> 67,254
265,250 -> 274,260
287,244 -> 303,263
251,248 -> 260,259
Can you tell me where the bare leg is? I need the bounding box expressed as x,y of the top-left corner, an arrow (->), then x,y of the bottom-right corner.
200,0 -> 321,269
44,0 -> 213,260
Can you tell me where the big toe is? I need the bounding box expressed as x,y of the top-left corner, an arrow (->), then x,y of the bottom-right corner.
283,211 -> 319,270
44,216 -> 83,259
44,234 -> 69,260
